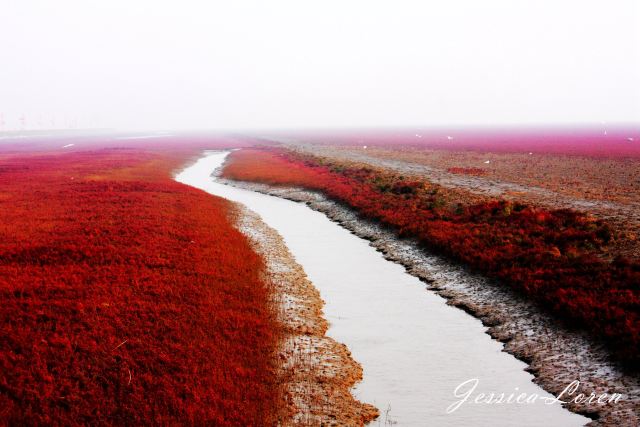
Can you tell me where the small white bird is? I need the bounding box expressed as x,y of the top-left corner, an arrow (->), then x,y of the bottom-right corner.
447,136 -> 454,140
62,143 -> 74,148
529,152 -> 533,155
484,160 -> 491,164
363,145 -> 367,149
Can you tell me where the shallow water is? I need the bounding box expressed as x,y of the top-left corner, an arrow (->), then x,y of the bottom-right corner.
176,151 -> 589,427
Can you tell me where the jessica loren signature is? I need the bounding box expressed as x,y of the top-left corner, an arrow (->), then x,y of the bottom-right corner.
446,379 -> 623,414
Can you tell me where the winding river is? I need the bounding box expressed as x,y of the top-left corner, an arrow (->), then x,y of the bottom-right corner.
176,151 -> 589,426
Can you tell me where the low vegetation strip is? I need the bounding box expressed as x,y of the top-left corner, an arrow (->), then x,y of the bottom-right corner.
0,147 -> 285,425
222,148 -> 640,367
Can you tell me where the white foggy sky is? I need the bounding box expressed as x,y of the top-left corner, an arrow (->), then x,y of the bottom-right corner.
0,0 -> 638,130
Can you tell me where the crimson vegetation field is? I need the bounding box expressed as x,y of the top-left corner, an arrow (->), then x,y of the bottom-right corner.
0,138 -> 288,425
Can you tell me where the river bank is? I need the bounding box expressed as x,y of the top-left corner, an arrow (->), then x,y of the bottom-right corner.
176,154 -> 378,425
217,176 -> 640,426
232,205 -> 379,425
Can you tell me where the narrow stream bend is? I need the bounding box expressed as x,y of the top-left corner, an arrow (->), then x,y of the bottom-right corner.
176,151 -> 589,427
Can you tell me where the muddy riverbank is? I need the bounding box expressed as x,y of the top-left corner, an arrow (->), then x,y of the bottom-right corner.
233,206 -> 378,425
219,177 -> 640,426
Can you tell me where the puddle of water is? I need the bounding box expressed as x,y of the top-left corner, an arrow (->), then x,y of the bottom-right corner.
176,151 -> 589,427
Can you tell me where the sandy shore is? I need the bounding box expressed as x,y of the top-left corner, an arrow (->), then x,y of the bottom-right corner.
230,204 -> 379,426
223,179 -> 640,427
